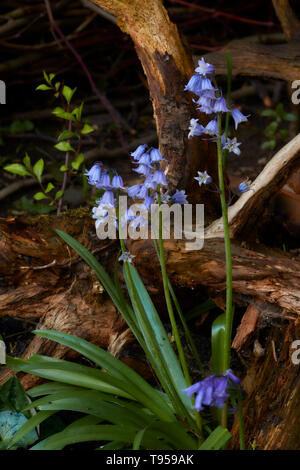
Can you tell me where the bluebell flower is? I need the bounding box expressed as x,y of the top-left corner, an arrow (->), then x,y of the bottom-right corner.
199,77 -> 215,92
160,191 -> 171,204
231,108 -> 249,130
137,184 -> 149,199
97,171 -> 112,190
151,169 -> 168,186
127,184 -> 141,199
92,203 -> 117,230
144,175 -> 158,191
119,251 -> 135,263
213,97 -> 230,113
131,144 -> 148,161
223,137 -> 241,155
130,214 -> 148,229
150,148 -> 165,162
133,164 -> 152,176
195,57 -> 214,76
111,174 -> 125,189
182,369 -> 240,412
172,189 -> 188,205
184,74 -> 203,95
194,170 -> 212,186
203,119 -> 219,136
197,104 -> 214,115
239,179 -> 252,193
138,152 -> 152,165
85,162 -> 103,186
122,207 -> 136,224
96,190 -> 116,207
188,118 -> 204,138
143,195 -> 154,210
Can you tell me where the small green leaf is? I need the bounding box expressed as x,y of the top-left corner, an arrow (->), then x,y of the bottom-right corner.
57,130 -> 77,141
261,140 -> 276,150
34,192 -> 48,201
55,141 -> 75,152
261,109 -> 276,117
284,113 -> 297,122
62,86 -> 76,104
81,123 -> 94,135
3,164 -> 31,177
52,107 -> 75,121
43,71 -> 50,84
55,190 -> 63,200
33,158 -> 44,182
36,84 -> 51,91
54,82 -> 61,91
45,182 -> 55,193
23,153 -> 32,169
72,102 -> 84,121
71,153 -> 84,170
59,165 -> 68,172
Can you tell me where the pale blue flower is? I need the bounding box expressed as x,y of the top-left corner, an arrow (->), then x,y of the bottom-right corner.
184,74 -> 203,95
111,174 -> 124,189
133,164 -> 152,176
203,119 -> 219,136
131,144 -> 147,161
231,108 -> 249,129
119,251 -> 135,263
195,57 -> 214,76
194,170 -> 212,186
85,162 -> 103,186
151,169 -> 167,186
188,118 -> 204,138
127,184 -> 141,199
138,152 -> 151,165
172,190 -> 188,204
96,190 -> 116,207
223,137 -> 241,155
213,97 -> 230,113
150,148 -> 165,162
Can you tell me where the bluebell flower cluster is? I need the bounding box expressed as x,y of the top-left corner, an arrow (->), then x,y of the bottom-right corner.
182,369 -> 240,412
185,57 -> 249,187
126,144 -> 188,213
85,162 -> 124,229
85,145 -> 189,231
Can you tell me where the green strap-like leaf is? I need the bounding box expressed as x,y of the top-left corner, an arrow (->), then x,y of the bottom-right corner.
198,425 -> 231,450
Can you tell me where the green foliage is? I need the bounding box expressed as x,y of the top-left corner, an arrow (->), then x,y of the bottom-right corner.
3,71 -> 95,214
261,103 -> 297,150
4,231 -> 233,450
0,376 -> 38,449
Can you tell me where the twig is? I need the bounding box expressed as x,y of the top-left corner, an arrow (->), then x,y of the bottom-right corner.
20,260 -> 57,270
44,0 -> 129,156
80,0 -> 117,25
169,0 -> 278,27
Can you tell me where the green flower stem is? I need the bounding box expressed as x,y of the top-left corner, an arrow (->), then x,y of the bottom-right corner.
156,193 -> 191,389
152,237 -> 203,435
216,114 -> 233,427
